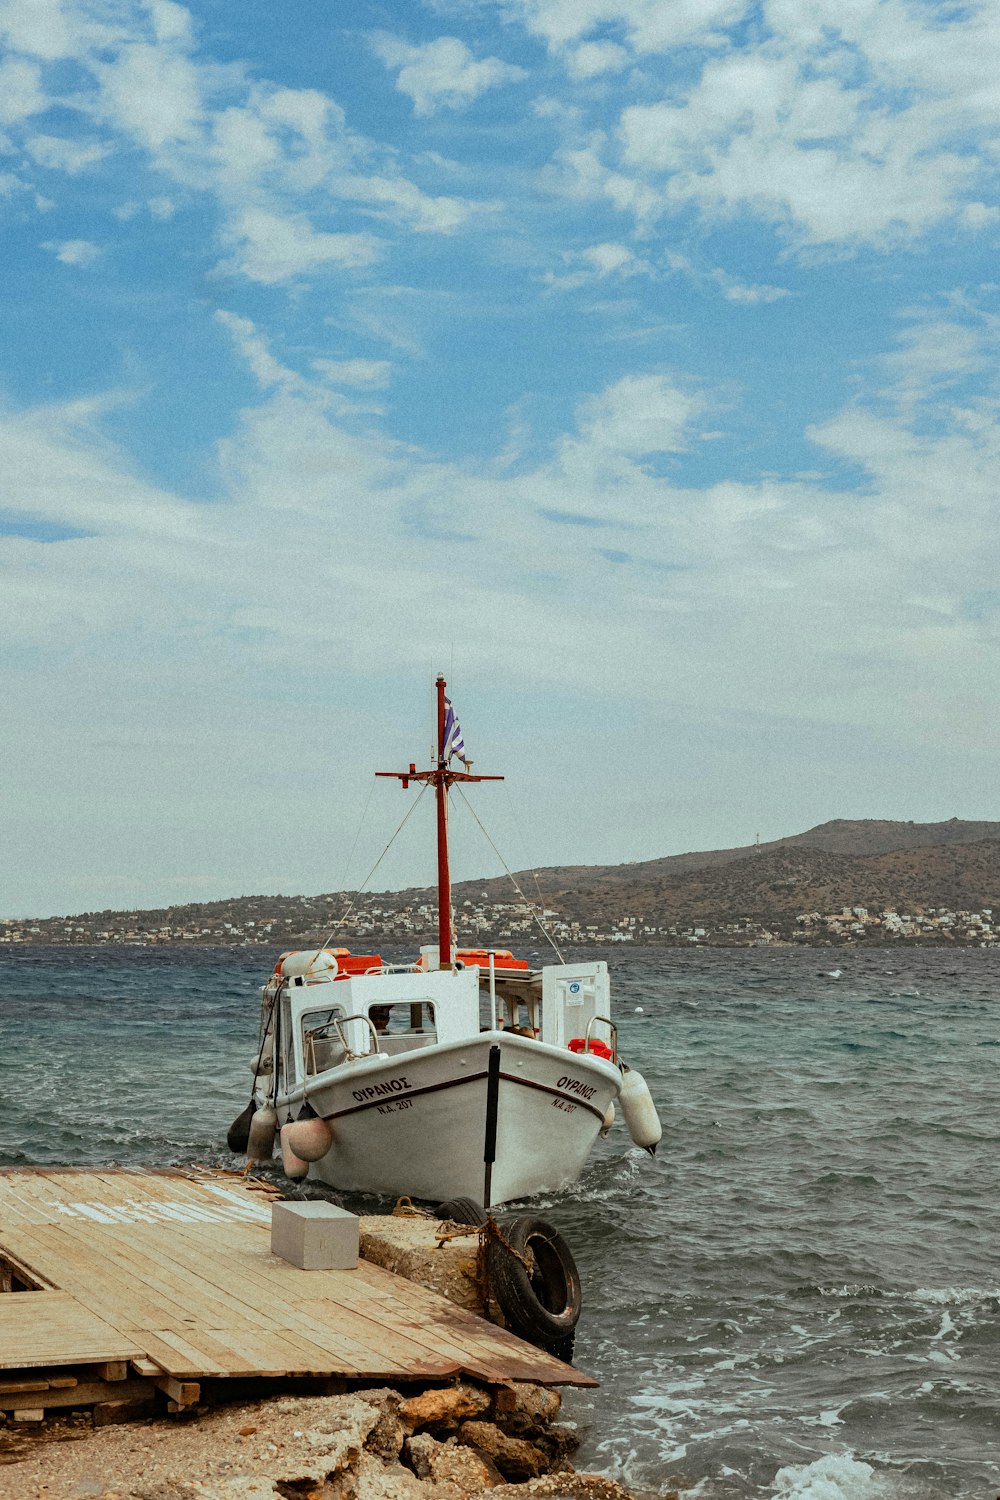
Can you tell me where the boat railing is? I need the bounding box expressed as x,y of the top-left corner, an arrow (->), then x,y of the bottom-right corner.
331,1012 -> 383,1060
584,1014 -> 618,1064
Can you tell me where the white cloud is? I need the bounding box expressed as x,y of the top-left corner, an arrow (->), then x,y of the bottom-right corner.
92,40 -> 204,154
370,33 -> 526,115
708,267 -> 789,303
312,359 -> 392,388
877,315 -> 991,413
527,0 -> 1000,249
0,56 -> 46,123
43,237 -> 101,265
962,202 -> 1000,230
557,372 -> 711,483
214,310 -> 303,390
343,173 -> 472,234
149,0 -> 192,46
0,4 -> 474,290
0,0 -> 81,61
26,133 -> 109,172
546,240 -> 652,289
215,207 -> 383,284
564,41 -> 629,79
506,0 -> 746,55
10,327 -> 996,739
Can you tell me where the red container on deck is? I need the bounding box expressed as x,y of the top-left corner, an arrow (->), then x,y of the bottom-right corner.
568,1037 -> 614,1060
334,952 -> 383,977
456,948 -> 529,971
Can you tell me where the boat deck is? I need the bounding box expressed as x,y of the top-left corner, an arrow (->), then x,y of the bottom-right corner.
0,1167 -> 595,1420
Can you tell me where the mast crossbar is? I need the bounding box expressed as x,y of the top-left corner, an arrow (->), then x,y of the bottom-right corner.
374,677 -> 502,968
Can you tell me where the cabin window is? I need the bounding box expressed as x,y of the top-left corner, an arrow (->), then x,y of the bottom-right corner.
301,1004 -> 347,1075
368,1000 -> 437,1055
480,986 -> 540,1036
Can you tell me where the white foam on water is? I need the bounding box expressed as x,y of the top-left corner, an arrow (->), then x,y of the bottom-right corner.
770,1453 -> 887,1499
908,1286 -> 1000,1305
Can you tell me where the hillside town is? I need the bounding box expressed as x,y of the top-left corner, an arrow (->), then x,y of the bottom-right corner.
1,893 -> 997,948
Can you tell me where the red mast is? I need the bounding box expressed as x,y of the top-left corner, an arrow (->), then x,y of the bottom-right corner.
377,676 -> 502,969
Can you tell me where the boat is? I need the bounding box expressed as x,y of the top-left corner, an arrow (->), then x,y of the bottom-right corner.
230,677 -> 661,1207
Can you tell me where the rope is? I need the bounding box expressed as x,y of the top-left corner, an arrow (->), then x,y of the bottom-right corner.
311,785 -> 430,960
334,777 -> 377,904
452,788 -> 565,962
392,1195 -> 435,1218
433,1215 -> 536,1276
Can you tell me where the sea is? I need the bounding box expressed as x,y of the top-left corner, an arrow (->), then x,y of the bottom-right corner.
1,943 -> 998,1499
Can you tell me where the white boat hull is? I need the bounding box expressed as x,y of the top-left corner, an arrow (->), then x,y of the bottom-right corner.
282,1031 -> 621,1206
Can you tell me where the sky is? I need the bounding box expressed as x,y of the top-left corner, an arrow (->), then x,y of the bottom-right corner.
2,0 -> 999,918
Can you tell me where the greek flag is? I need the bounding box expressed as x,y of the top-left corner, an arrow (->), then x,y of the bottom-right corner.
443,697 -> 467,764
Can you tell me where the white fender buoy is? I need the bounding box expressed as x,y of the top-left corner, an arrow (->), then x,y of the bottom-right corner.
618,1065 -> 662,1155
249,1050 -> 274,1075
599,1101 -> 616,1138
279,1121 -> 309,1179
284,1106 -> 333,1163
246,1104 -> 277,1162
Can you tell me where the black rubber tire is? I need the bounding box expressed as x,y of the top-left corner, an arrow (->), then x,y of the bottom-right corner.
545,1331 -> 576,1365
485,1215 -> 582,1348
435,1196 -> 488,1226
226,1100 -> 255,1154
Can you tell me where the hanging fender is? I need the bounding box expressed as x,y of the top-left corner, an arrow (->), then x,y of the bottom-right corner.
283,1102 -> 334,1163
618,1064 -> 662,1155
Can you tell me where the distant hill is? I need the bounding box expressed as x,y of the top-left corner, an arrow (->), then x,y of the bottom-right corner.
6,819 -> 1000,946
492,818 -> 1000,886
450,819 -> 1000,922
497,836 -> 1000,929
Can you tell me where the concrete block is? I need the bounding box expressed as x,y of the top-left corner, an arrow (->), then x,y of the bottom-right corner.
271,1200 -> 359,1270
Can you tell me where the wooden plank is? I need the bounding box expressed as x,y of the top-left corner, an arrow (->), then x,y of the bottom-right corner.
154,1376 -> 200,1408
0,1379 -> 155,1413
139,1331 -> 229,1379
73,1220 -> 456,1376
0,1292 -> 140,1370
2,1219 -> 232,1334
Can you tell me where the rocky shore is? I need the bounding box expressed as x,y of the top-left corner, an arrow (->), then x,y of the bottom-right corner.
1,1380 -> 666,1499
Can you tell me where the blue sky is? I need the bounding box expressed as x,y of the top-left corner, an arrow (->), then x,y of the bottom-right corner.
2,0 -> 999,916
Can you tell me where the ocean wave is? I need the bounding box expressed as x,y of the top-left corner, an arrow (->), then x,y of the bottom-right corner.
770,1454 -> 888,1499
906,1286 -> 1000,1306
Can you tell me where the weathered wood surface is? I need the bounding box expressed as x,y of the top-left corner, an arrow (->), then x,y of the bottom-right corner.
0,1292 -> 141,1370
0,1168 -> 595,1390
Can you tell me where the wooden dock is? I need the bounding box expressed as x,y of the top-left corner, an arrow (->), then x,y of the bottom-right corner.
0,1167 -> 595,1422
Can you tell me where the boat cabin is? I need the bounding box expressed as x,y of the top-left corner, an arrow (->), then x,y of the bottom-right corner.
268,948 -> 614,1095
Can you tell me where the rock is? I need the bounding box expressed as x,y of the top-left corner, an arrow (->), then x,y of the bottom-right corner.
486,1476 -> 641,1500
359,1215 -> 486,1316
457,1420 -> 551,1481
406,1431 -> 504,1491
491,1383 -> 562,1437
270,1391 -> 383,1481
353,1450 -> 434,1500
399,1384 -> 491,1433
354,1388 -> 406,1460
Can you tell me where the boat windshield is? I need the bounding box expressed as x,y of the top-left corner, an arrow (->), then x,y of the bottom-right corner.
301,1000 -> 439,1073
